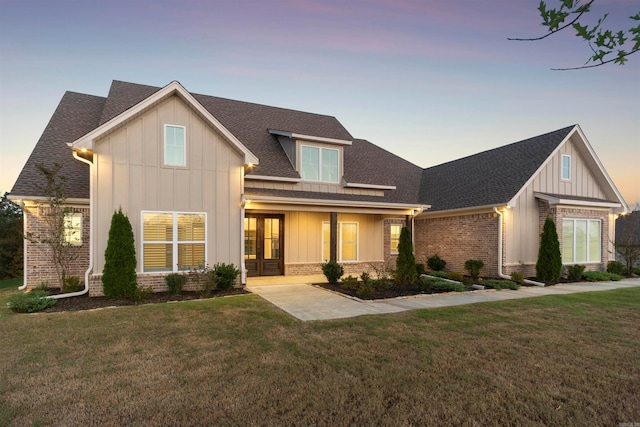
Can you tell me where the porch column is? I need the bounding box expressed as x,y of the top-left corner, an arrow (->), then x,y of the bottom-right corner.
330,212 -> 338,262
405,214 -> 413,237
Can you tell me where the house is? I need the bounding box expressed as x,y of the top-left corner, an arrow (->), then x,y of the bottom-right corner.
9,80 -> 629,295
415,125 -> 629,278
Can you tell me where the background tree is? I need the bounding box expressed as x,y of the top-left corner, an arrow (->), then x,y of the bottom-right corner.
510,0 -> 640,70
536,217 -> 563,282
102,208 -> 138,299
395,226 -> 417,286
0,192 -> 23,279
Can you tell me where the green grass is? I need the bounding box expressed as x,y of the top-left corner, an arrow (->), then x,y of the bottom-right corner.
0,283 -> 639,426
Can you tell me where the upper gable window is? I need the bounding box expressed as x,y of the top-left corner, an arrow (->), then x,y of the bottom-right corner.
301,145 -> 339,183
561,155 -> 571,180
164,125 -> 186,167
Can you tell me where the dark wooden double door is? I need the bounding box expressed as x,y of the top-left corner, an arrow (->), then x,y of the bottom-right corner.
244,214 -> 284,277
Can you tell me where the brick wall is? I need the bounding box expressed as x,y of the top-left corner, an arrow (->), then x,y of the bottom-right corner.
88,272 -> 242,296
383,218 -> 406,268
414,212 -> 499,277
24,204 -> 90,289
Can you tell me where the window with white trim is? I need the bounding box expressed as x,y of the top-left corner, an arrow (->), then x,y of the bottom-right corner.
63,213 -> 82,245
322,221 -> 358,262
164,124 -> 186,167
561,155 -> 571,180
301,145 -> 339,183
390,224 -> 401,254
142,212 -> 205,272
562,219 -> 600,263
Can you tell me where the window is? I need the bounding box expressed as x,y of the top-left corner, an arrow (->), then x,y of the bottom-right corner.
164,124 -> 186,166
561,155 -> 571,180
562,219 -> 600,263
142,212 -> 205,272
301,145 -> 339,183
390,224 -> 401,254
63,213 -> 82,245
322,221 -> 358,262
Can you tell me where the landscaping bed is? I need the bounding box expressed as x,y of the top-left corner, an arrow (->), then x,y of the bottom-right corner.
318,282 -> 439,300
40,288 -> 249,313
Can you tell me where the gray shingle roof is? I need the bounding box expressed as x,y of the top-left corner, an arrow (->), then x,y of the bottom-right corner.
419,126 -> 576,211
11,91 -> 106,199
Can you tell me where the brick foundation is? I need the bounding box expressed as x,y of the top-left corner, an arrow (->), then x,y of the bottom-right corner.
285,261 -> 386,277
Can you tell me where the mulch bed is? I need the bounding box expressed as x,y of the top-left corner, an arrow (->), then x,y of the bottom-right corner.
318,283 -> 437,300
42,288 -> 249,313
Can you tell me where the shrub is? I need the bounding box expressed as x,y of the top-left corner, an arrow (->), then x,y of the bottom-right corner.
427,254 -> 447,271
536,217 -> 562,282
213,263 -> 240,290
566,264 -> 586,281
341,275 -> 358,290
582,271 -> 614,282
322,261 -> 344,284
608,273 -> 623,281
431,281 -> 465,293
372,279 -> 393,291
166,273 -> 187,295
416,263 -> 426,276
102,208 -> 138,299
510,271 -> 525,285
355,281 -> 375,298
464,259 -> 484,281
62,275 -> 82,293
7,290 -> 56,313
187,265 -> 215,297
417,276 -> 434,292
606,260 -> 626,276
395,227 -> 417,286
360,272 -> 371,283
130,286 -> 154,303
483,279 -> 520,290
447,272 -> 464,282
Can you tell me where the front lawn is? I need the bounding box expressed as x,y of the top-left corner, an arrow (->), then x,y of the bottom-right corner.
1,284 -> 639,426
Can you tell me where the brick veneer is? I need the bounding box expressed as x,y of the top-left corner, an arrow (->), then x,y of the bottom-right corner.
24,204 -> 90,289
285,261 -> 385,277
383,218 -> 406,267
88,273 -> 242,296
414,212 -> 499,277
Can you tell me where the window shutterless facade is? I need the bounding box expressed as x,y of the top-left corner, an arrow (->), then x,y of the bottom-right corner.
390,224 -> 401,254
63,212 -> 82,245
322,221 -> 358,262
562,219 -> 600,263
164,124 -> 186,167
300,145 -> 339,183
561,154 -> 571,180
142,212 -> 206,272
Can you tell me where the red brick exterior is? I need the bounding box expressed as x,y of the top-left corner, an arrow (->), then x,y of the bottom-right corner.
383,218 -> 406,268
414,212 -> 499,277
88,273 -> 242,297
23,204 -> 90,289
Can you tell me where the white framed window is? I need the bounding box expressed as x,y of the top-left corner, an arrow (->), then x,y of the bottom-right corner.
142,211 -> 206,272
301,145 -> 339,183
390,224 -> 402,254
63,212 -> 82,245
322,221 -> 358,262
562,219 -> 601,263
164,124 -> 186,167
561,155 -> 571,180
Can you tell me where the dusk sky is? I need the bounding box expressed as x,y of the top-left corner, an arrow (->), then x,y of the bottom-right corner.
1,0 -> 638,206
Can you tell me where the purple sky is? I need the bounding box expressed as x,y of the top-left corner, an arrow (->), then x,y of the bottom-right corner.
1,0 -> 638,206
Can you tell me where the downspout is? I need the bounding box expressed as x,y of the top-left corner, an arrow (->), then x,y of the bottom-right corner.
240,196 -> 246,286
18,200 -> 27,290
494,207 -> 545,287
49,151 -> 94,299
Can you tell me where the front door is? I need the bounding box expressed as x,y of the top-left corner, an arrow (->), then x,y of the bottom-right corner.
244,214 -> 284,277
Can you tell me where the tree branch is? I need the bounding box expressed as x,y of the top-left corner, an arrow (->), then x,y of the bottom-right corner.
507,0 -> 594,42
550,47 -> 640,70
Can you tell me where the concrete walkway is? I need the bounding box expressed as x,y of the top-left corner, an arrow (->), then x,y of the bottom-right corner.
246,276 -> 640,321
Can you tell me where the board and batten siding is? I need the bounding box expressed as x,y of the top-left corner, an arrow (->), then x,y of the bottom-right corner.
504,135 -> 607,265
92,95 -> 244,274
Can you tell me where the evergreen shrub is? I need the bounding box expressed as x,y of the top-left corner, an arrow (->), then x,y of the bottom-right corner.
102,208 -> 138,299
536,217 -> 562,282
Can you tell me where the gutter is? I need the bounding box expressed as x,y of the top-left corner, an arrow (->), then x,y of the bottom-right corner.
48,151 -> 94,299
493,207 -> 545,287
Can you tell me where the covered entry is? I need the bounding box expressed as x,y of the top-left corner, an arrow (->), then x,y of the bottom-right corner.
244,213 -> 284,276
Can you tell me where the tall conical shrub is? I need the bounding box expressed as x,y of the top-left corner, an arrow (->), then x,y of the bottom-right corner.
395,226 -> 417,286
536,217 -> 562,282
102,208 -> 138,298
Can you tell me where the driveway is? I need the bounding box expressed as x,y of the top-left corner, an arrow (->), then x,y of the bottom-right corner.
246,277 -> 640,322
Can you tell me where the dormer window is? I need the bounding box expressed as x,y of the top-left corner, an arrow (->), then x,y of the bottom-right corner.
561,154 -> 571,180
301,145 -> 339,183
